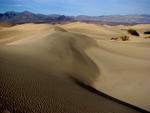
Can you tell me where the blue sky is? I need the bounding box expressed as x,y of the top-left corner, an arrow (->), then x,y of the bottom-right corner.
0,0 -> 150,16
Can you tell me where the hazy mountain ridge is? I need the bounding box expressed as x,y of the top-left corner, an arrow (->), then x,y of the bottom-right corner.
0,11 -> 150,24
76,15 -> 150,24
0,11 -> 73,24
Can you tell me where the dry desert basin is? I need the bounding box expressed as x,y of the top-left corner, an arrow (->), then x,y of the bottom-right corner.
0,22 -> 150,113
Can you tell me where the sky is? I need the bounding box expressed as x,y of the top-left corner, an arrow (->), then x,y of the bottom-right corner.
0,0 -> 150,16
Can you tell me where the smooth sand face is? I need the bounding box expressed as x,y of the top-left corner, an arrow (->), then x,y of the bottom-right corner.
63,22 -> 150,111
62,22 -> 150,111
0,23 -> 150,113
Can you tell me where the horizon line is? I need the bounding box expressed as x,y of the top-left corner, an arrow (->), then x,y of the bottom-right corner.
0,10 -> 150,17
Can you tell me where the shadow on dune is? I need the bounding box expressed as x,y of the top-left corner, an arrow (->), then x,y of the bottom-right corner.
54,26 -> 68,32
45,27 -> 101,84
0,26 -> 101,112
70,76 -> 149,113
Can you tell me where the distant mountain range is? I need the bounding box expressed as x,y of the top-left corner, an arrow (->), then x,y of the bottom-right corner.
75,15 -> 150,24
0,11 -> 150,25
0,11 -> 73,24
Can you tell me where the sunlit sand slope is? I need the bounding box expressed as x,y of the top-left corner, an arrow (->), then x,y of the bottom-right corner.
0,23 -> 150,113
62,22 -> 150,111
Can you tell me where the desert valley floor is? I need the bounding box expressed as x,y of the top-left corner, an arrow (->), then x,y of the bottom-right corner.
0,22 -> 150,113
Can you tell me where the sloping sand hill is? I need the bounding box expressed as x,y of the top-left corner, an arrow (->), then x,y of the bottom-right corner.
0,23 -> 150,113
62,22 -> 150,111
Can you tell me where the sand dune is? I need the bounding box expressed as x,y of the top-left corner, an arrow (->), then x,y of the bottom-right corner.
0,23 -> 150,113
62,23 -> 150,111
0,23 -> 13,29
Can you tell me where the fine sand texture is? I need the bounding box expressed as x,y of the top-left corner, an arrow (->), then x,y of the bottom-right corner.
0,23 -> 150,113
